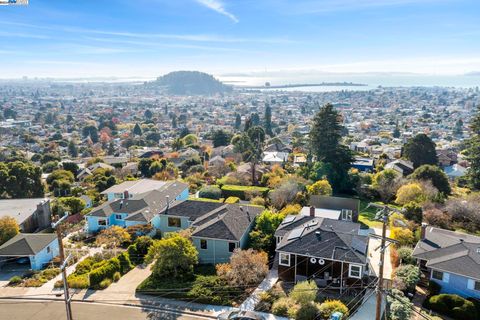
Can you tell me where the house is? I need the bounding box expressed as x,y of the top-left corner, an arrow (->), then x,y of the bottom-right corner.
155,200 -> 262,263
88,162 -> 115,172
101,179 -> 188,201
86,181 -> 189,233
262,151 -> 289,165
385,159 -> 414,176
413,224 -> 480,299
0,233 -> 59,270
0,198 -> 51,233
309,195 -> 360,222
444,164 -> 467,180
275,214 -> 369,291
122,162 -> 139,176
80,195 -> 93,208
76,167 -> 92,181
352,157 -> 374,172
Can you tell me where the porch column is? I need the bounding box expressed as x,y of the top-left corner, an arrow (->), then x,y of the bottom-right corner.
340,262 -> 344,294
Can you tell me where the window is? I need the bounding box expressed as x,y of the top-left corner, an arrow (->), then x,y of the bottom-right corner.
46,246 -> 50,253
475,281 -> 480,291
279,253 -> 290,266
200,239 -> 207,250
98,219 -> 107,226
342,209 -> 353,221
349,264 -> 362,279
229,242 -> 236,252
114,193 -> 123,199
276,236 -> 283,245
432,270 -> 444,281
168,217 -> 181,228
115,214 -> 122,220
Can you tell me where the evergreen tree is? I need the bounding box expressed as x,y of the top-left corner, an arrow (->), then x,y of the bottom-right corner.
133,123 -> 142,136
454,119 -> 463,136
309,104 -> 354,192
402,134 -> 438,168
234,113 -> 241,130
250,112 -> 260,126
68,140 -> 78,158
393,122 -> 401,138
144,109 -> 153,120
171,114 -> 177,129
466,106 -> 480,189
211,129 -> 232,147
264,103 -> 273,136
107,141 -> 115,155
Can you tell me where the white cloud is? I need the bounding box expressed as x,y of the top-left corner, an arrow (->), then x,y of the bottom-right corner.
195,0 -> 239,23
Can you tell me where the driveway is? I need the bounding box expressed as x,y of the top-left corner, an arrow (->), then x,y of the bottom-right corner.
368,227 -> 393,280
0,263 -> 30,287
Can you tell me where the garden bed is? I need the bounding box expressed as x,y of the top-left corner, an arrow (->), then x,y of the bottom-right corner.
9,267 -> 61,287
137,265 -> 250,306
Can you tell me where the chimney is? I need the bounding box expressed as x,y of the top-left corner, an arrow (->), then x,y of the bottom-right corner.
164,195 -> 170,215
123,190 -> 129,199
420,222 -> 428,240
310,206 -> 315,217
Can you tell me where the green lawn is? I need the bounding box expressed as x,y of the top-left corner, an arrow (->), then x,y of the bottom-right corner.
358,200 -> 404,229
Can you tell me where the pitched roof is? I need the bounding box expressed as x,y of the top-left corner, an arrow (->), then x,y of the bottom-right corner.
0,198 -> 49,225
88,181 -> 188,222
0,233 -> 57,256
100,179 -> 170,195
276,218 -> 368,265
413,226 -> 480,279
191,204 -> 262,241
161,200 -> 224,221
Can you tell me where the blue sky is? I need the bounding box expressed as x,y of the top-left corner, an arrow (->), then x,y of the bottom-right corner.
0,0 -> 479,78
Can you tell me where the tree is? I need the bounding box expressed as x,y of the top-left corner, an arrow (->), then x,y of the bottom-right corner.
182,133 -> 198,146
249,210 -> 285,254
264,103 -> 273,136
395,182 -> 426,205
307,180 -> 332,196
454,119 -> 463,136
387,289 -> 413,320
132,123 -> 142,136
393,123 -> 401,138
171,114 -> 177,129
95,226 -> 131,249
62,162 -> 79,176
150,234 -> 198,280
144,109 -> 153,120
0,217 -> 19,245
269,179 -> 301,209
68,140 -> 78,158
410,164 -> 451,195
216,249 -> 268,287
309,104 -> 354,192
393,264 -> 420,292
234,113 -> 241,130
138,158 -> 154,177
466,106 -> 480,189
372,169 -> 403,203
402,134 -> 438,168
211,129 -> 232,148
0,161 -> 44,199
82,125 -> 99,143
233,126 -> 266,185
56,197 -> 86,214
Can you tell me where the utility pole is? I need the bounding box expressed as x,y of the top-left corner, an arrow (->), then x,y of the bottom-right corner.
52,213 -> 73,320
367,203 -> 401,320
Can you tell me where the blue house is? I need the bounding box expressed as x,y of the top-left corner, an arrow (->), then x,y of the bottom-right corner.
0,233 -> 59,270
413,224 -> 480,299
86,180 -> 189,233
156,200 -> 262,264
351,157 -> 374,172
100,179 -> 185,202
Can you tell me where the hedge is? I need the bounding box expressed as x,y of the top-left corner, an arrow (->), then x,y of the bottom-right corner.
424,294 -> 478,320
89,257 -> 121,289
224,196 -> 240,204
220,185 -> 269,200
198,186 -> 222,200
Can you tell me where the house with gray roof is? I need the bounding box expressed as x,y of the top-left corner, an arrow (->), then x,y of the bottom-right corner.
154,200 -> 262,264
0,198 -> 51,233
85,180 -> 189,233
275,213 -> 369,292
0,233 -> 59,270
413,224 -> 480,299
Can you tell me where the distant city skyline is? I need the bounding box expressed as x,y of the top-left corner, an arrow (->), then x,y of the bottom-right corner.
0,0 -> 479,79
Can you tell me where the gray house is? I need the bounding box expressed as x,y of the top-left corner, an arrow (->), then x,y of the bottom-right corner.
413,224 -> 480,299
0,198 -> 51,233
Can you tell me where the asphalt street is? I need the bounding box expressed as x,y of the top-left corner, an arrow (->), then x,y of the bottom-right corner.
0,300 -> 213,320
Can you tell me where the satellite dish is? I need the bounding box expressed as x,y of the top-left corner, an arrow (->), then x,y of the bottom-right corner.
310,257 -> 317,264
319,259 -> 325,265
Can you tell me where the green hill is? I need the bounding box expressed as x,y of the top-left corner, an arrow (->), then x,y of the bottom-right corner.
148,71 -> 232,95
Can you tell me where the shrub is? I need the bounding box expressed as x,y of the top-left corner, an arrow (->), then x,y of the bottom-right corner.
425,294 -> 478,320
118,252 -> 133,274
221,185 -> 269,200
318,300 -> 349,319
397,246 -> 415,265
135,236 -> 154,258
390,247 -> 400,268
307,179 -> 332,196
295,302 -> 319,320
68,275 -> 89,289
387,289 -> 413,320
250,196 -> 265,206
89,257 -> 121,288
22,278 -> 45,287
8,276 -> 22,285
41,268 -> 61,280
272,297 -> 293,316
290,280 -> 318,305
98,278 -> 112,290
187,275 -> 233,305
224,196 -> 240,204
198,186 -> 222,200
403,202 -> 423,223
393,264 -> 420,292
113,272 -> 121,282
390,227 -> 415,247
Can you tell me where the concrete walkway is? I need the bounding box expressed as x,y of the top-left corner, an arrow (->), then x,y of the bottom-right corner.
368,228 -> 393,280
349,289 -> 384,320
239,269 -> 279,311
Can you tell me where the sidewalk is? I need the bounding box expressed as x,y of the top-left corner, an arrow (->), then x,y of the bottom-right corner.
239,268 -> 279,311
368,228 -> 393,280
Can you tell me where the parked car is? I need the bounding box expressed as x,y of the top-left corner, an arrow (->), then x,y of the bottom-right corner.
217,310 -> 265,320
